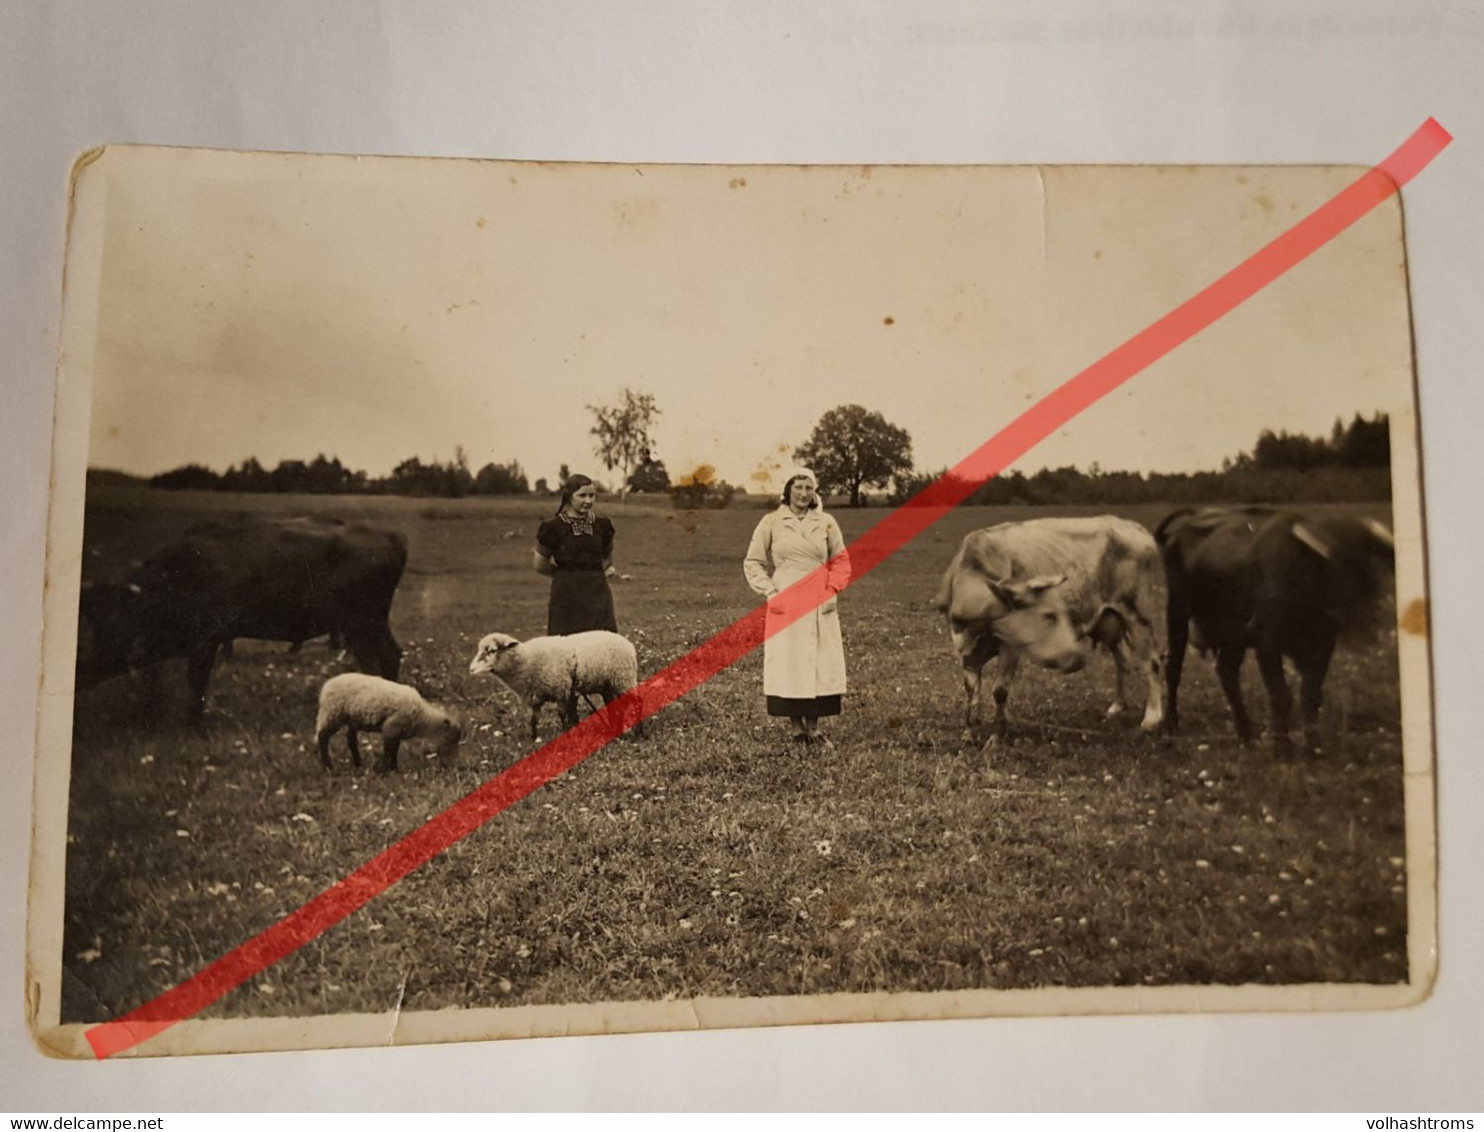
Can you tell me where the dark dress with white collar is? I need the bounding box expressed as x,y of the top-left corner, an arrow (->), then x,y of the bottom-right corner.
537,513 -> 618,636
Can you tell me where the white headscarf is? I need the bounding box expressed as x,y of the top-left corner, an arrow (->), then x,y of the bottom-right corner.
780,467 -> 826,514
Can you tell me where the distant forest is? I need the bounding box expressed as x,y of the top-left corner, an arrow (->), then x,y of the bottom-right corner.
95,412 -> 1392,506
891,412 -> 1392,507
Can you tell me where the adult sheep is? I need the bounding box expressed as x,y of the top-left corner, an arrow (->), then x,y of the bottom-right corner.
314,673 -> 461,774
468,630 -> 644,741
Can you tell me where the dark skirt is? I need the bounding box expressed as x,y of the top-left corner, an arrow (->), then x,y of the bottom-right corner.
547,569 -> 617,636
766,694 -> 842,719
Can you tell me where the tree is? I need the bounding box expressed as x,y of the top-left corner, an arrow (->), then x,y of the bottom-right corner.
670,463 -> 736,509
151,464 -> 221,491
474,460 -> 530,494
1337,412 -> 1390,468
794,404 -> 914,508
627,445 -> 671,493
588,388 -> 661,486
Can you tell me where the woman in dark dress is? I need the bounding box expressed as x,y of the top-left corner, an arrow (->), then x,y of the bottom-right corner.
534,474 -> 618,635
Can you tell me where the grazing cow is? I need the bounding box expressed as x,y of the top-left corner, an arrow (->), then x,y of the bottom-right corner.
1157,506 -> 1395,754
77,517 -> 408,718
934,517 -> 1166,746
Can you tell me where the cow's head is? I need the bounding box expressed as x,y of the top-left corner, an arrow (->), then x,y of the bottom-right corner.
76,580 -> 147,686
469,632 -> 521,676
1292,517 -> 1397,632
985,573 -> 1091,672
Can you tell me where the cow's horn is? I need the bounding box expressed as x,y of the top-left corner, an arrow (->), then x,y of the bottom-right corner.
1292,522 -> 1333,561
1362,518 -> 1395,549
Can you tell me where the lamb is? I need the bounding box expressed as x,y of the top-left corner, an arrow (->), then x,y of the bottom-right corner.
468,630 -> 644,741
314,673 -> 462,774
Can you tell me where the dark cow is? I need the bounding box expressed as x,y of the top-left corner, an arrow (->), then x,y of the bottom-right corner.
935,516 -> 1166,747
78,517 -> 408,718
1157,506 -> 1395,754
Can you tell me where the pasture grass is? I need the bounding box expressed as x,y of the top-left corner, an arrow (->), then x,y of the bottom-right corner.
60,489 -> 1408,1023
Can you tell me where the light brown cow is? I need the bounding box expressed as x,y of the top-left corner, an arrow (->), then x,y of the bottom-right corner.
935,516 -> 1166,746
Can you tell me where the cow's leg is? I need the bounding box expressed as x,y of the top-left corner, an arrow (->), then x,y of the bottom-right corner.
137,663 -> 166,725
1164,606 -> 1189,735
956,629 -> 996,743
560,694 -> 580,731
960,660 -> 985,740
377,627 -> 403,681
529,699 -> 543,741
1120,611 -> 1165,732
1295,637 -> 1336,757
1215,646 -> 1254,745
346,727 -> 363,769
185,645 -> 217,722
987,649 -> 1021,748
1106,641 -> 1129,724
1253,647 -> 1294,756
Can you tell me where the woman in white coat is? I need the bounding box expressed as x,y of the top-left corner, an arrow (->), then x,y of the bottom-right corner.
743,469 -> 852,745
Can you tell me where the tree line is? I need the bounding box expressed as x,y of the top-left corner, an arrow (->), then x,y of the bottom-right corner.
126,392 -> 1391,507
891,413 -> 1393,508
147,449 -> 530,498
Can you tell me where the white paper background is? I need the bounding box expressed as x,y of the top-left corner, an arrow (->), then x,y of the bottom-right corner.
3,0 -> 1481,1112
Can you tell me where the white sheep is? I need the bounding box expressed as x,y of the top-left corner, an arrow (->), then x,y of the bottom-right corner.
468,630 -> 644,741
314,673 -> 462,774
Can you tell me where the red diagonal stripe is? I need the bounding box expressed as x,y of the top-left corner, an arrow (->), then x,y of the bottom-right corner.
84,118 -> 1450,1059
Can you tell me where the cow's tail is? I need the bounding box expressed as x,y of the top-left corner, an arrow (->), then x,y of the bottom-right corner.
932,552 -> 959,614
1153,507 -> 1197,548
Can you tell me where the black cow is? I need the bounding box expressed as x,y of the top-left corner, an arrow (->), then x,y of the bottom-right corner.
78,517 -> 408,718
1157,506 -> 1395,754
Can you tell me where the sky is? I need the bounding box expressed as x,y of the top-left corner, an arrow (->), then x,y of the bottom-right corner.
81,147 -> 1415,493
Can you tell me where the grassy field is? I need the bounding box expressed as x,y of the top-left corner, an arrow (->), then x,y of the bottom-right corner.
58,487 -> 1408,1025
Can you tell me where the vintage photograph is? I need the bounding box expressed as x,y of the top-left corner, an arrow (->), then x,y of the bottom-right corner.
29,147 -> 1433,1057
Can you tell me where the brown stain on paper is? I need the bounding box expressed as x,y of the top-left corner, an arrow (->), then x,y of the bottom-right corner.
1400,598 -> 1428,637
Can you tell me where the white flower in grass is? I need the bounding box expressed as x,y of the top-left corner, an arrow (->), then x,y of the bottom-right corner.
291,812 -> 316,823
814,840 -> 832,856
175,829 -> 190,839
